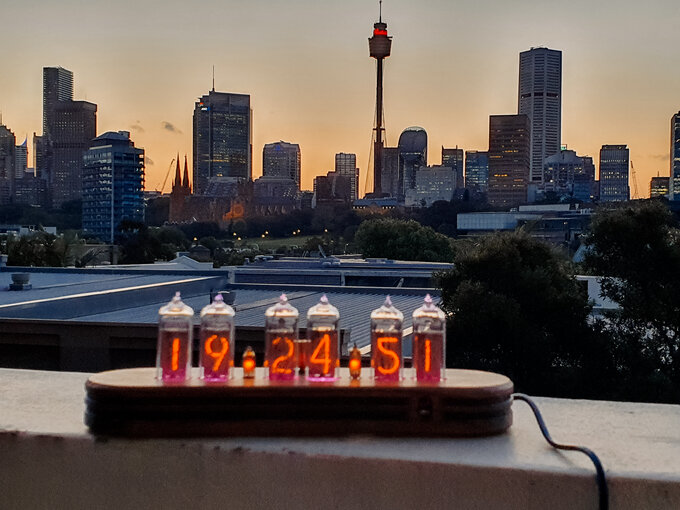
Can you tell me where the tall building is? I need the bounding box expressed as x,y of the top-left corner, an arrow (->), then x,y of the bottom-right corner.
442,147 -> 464,189
573,155 -> 596,202
335,153 -> 359,200
82,131 -> 145,243
380,146 -> 400,199
518,47 -> 562,183
262,141 -> 301,188
543,149 -> 585,196
193,90 -> 252,195
15,139 -> 28,179
398,126 -> 427,200
51,101 -> 97,206
650,176 -> 670,198
487,114 -> 530,208
313,171 -> 352,206
670,112 -> 680,200
465,150 -> 489,192
405,165 -> 456,207
0,124 -> 16,205
599,145 -> 629,202
43,67 -> 73,138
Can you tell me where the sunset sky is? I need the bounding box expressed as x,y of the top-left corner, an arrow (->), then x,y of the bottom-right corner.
1,0 -> 679,196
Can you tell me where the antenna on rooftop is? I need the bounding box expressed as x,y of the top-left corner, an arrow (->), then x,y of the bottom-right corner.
212,65 -> 215,92
379,0 -> 382,22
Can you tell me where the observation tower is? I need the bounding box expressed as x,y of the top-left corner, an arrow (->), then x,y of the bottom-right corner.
368,1 -> 392,197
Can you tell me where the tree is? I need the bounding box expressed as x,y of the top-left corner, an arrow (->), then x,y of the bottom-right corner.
117,221 -> 159,264
437,231 -> 595,396
7,232 -> 69,267
583,200 -> 680,402
354,218 -> 453,262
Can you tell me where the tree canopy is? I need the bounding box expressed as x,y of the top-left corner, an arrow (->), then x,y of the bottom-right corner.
354,218 -> 453,262
437,231 -> 596,396
583,200 -> 680,401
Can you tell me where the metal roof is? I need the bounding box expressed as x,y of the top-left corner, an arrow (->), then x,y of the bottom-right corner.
0,272 -> 193,306
76,285 -> 436,352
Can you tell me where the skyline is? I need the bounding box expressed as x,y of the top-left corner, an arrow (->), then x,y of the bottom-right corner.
1,0 -> 679,196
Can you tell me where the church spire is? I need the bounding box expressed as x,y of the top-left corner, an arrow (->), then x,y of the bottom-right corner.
183,154 -> 191,193
173,153 -> 181,188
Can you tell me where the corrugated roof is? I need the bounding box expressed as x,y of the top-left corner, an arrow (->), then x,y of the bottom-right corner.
76,286 -> 436,351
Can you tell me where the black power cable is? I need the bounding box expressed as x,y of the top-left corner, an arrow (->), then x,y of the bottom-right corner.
513,393 -> 609,510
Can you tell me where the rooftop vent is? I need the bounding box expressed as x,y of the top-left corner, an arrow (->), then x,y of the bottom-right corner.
9,273 -> 32,291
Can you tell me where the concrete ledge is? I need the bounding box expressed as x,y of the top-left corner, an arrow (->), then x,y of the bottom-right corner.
1,368 -> 679,509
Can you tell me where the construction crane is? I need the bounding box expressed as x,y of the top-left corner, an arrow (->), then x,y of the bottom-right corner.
156,158 -> 176,193
630,160 -> 640,200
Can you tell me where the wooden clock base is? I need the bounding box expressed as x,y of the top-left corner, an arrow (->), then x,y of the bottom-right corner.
85,368 -> 514,438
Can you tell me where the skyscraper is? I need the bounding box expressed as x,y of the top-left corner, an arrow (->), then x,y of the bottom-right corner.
398,126 -> 428,201
43,67 -> 73,138
650,176 -> 670,198
442,147 -> 464,190
334,152 -> 359,200
39,67 -> 74,199
0,124 -> 16,205
193,90 -> 252,195
543,149 -> 585,197
465,150 -> 489,192
82,131 -> 145,243
599,145 -> 629,202
487,114 -> 530,208
518,47 -> 562,183
51,100 -> 97,206
404,165 -> 456,207
669,112 -> 680,200
15,139 -> 28,179
380,147 -> 400,199
262,141 -> 301,188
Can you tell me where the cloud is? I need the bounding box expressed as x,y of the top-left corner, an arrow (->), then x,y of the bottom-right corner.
162,121 -> 182,134
650,153 -> 668,161
145,156 -> 155,166
130,121 -> 145,133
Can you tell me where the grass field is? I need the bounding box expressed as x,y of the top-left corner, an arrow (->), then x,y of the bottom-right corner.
237,235 -> 316,251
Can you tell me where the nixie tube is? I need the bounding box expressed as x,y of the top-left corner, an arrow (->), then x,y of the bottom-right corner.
156,292 -> 194,382
412,294 -> 446,383
370,296 -> 404,382
306,295 -> 340,380
199,294 -> 235,381
264,294 -> 299,381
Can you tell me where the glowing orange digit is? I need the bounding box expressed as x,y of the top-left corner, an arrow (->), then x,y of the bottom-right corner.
204,334 -> 229,372
310,333 -> 331,374
377,336 -> 400,375
271,337 -> 295,374
425,338 -> 431,372
171,337 -> 180,371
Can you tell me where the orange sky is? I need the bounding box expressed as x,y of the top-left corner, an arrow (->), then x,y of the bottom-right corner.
1,0 -> 679,197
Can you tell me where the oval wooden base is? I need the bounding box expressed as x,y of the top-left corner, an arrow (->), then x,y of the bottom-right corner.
85,367 -> 513,438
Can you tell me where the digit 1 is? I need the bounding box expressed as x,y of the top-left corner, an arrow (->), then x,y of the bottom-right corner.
424,338 -> 431,373
171,337 -> 180,371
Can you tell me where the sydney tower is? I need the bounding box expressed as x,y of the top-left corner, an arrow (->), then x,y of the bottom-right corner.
368,2 -> 392,197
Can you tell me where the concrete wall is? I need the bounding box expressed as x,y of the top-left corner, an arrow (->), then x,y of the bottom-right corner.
1,368 -> 679,509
